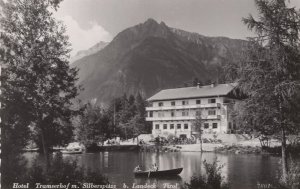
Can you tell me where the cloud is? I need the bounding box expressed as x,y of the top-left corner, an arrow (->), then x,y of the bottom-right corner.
59,15 -> 112,56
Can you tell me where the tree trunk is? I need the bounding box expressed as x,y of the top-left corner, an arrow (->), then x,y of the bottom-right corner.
199,152 -> 203,174
200,139 -> 203,152
199,132 -> 203,152
281,128 -> 288,183
41,127 -> 50,169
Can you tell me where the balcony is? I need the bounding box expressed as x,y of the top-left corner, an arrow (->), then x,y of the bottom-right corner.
146,115 -> 221,121
146,103 -> 221,111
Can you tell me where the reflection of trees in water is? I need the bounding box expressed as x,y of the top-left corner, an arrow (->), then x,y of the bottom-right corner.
226,155 -> 278,189
24,151 -> 284,189
178,152 -> 229,182
104,152 -> 109,168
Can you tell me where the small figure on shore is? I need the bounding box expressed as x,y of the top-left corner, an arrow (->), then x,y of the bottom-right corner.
152,163 -> 158,171
134,165 -> 141,172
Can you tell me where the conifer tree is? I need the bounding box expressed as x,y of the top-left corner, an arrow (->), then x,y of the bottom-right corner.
227,0 -> 300,182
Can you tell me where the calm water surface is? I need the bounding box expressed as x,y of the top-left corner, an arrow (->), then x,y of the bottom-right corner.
25,151 -> 286,189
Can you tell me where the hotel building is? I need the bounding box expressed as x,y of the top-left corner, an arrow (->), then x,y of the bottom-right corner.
145,83 -> 239,138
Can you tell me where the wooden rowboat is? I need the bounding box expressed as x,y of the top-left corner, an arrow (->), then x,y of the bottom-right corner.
134,168 -> 183,177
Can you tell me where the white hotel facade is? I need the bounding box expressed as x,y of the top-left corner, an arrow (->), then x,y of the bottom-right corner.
145,83 -> 239,138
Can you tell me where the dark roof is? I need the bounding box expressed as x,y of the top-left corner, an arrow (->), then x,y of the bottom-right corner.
147,83 -> 238,101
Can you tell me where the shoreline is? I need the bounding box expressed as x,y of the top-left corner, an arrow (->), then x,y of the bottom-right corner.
24,142 -> 300,156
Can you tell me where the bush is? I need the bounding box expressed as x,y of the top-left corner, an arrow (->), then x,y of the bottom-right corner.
183,159 -> 229,189
278,160 -> 300,189
27,152 -> 108,188
1,153 -> 28,188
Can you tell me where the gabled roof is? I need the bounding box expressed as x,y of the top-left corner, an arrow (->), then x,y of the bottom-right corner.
147,83 -> 238,101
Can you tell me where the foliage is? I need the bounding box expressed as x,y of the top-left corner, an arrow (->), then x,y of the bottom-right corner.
287,135 -> 300,146
0,0 -> 79,184
225,0 -> 300,181
1,153 -> 28,188
183,159 -> 229,189
192,110 -> 204,151
278,160 -> 300,189
227,0 -> 300,134
74,102 -> 112,147
27,153 -> 109,188
74,93 -> 150,146
284,161 -> 300,189
0,0 -> 79,156
192,111 -> 204,134
107,93 -> 150,139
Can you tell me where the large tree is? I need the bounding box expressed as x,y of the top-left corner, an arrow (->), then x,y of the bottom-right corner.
192,110 -> 204,152
0,0 -> 79,168
74,102 -> 111,147
227,0 -> 300,182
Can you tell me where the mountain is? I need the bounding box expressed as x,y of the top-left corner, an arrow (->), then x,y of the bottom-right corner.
72,18 -> 247,104
70,41 -> 109,63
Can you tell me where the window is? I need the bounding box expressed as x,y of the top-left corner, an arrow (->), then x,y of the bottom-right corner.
184,124 -> 189,129
158,102 -> 164,107
213,123 -> 218,129
171,101 -> 176,106
204,123 -> 209,129
149,111 -> 153,117
182,100 -> 189,105
158,112 -> 164,117
163,124 -> 167,130
208,110 -> 216,115
196,99 -> 201,104
196,109 -> 201,116
170,124 -> 174,129
177,124 -> 181,129
208,98 -> 216,103
171,111 -> 175,117
182,111 -> 189,116
233,123 -> 237,130
155,124 -> 159,129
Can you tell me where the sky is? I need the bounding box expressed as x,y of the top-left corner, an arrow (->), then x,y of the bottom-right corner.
54,0 -> 300,56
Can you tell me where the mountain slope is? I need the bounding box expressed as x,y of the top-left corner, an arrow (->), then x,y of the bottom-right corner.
70,41 -> 109,63
72,18 -> 247,104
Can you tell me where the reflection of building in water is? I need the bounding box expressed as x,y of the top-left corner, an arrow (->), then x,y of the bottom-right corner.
177,153 -> 229,182
146,83 -> 240,138
143,152 -> 230,184
104,151 -> 109,168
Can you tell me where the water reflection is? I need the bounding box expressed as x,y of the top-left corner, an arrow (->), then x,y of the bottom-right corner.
133,176 -> 182,189
24,151 -> 287,189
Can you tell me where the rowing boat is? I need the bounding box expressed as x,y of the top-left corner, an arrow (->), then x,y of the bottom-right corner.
134,168 -> 183,177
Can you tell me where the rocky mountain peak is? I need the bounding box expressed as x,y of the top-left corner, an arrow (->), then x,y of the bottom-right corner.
131,18 -> 172,39
72,19 -> 247,104
144,18 -> 159,26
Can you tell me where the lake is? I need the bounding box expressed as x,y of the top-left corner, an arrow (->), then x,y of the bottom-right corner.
24,151 -> 285,189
